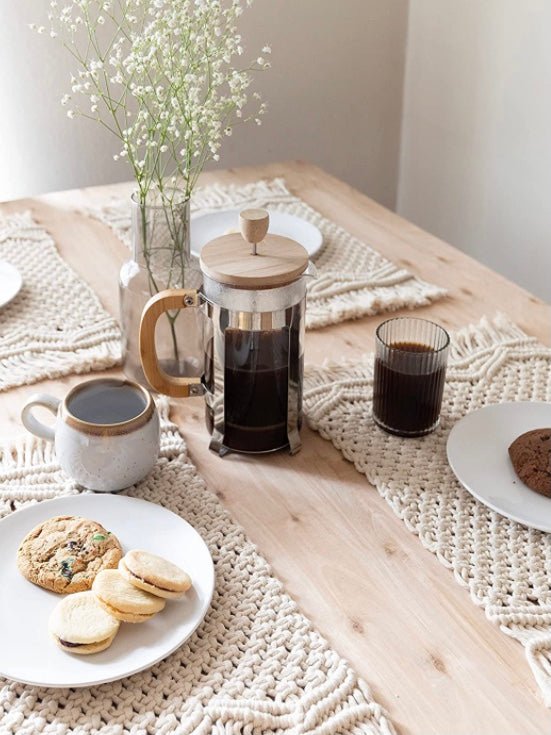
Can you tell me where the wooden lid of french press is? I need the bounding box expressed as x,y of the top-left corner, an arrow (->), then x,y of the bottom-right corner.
199,208 -> 309,289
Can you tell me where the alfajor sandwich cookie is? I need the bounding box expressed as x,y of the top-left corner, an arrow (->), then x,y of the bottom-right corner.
49,590 -> 120,654
119,549 -> 191,599
92,568 -> 166,623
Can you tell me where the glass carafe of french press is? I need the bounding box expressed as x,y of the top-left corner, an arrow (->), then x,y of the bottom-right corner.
139,208 -> 312,456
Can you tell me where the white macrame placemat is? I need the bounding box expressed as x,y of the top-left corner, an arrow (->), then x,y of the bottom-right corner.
0,404 -> 396,735
304,314 -> 551,706
88,178 -> 446,329
0,211 -> 121,391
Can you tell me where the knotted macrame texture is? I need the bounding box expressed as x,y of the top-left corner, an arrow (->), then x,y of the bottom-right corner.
0,211 -> 121,391
0,403 -> 395,735
304,315 -> 551,705
88,178 -> 446,330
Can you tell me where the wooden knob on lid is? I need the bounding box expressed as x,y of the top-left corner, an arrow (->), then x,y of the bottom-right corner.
200,207 -> 309,289
240,208 -> 269,255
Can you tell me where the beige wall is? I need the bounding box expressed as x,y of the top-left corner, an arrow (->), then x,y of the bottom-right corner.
0,0 -> 408,209
398,0 -> 551,300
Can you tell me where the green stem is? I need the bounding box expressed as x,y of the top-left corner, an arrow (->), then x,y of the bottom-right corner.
138,194 -> 187,369
167,313 -> 180,367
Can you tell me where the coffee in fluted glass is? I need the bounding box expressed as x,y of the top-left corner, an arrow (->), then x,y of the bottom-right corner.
373,317 -> 449,437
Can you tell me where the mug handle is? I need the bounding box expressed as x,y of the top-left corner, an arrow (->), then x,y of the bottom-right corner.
21,394 -> 60,441
140,288 -> 202,398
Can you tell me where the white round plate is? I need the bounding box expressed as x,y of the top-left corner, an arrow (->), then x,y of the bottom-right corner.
447,401 -> 551,532
0,260 -> 22,308
191,209 -> 323,258
0,493 -> 214,688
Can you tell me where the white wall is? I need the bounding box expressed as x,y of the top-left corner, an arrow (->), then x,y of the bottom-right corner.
0,0 -> 408,209
398,0 -> 551,300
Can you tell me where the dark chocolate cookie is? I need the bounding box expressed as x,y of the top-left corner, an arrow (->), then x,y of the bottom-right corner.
508,428 -> 551,497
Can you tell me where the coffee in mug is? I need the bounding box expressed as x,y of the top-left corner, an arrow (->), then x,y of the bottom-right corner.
21,378 -> 160,492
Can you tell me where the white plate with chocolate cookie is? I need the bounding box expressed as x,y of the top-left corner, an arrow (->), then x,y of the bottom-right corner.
0,493 -> 214,688
447,401 -> 551,532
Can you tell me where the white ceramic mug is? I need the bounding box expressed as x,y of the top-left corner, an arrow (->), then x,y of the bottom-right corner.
21,378 -> 160,493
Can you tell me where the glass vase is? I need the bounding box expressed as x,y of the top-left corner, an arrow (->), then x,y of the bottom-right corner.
119,190 -> 203,389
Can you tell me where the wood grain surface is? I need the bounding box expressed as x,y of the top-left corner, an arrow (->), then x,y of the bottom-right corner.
1,161 -> 550,735
200,231 -> 309,287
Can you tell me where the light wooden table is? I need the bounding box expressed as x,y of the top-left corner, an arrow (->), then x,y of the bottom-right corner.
1,161 -> 549,735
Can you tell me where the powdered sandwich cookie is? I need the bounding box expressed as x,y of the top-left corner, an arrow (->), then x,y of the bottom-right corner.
93,569 -> 166,623
17,515 -> 123,594
49,590 -> 120,654
119,550 -> 191,599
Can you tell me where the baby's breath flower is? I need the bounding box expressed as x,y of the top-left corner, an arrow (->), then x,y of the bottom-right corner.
40,0 -> 269,196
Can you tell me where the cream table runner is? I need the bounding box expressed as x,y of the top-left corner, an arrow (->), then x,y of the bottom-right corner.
88,178 -> 446,330
0,211 -> 120,391
304,315 -> 551,705
0,403 -> 396,735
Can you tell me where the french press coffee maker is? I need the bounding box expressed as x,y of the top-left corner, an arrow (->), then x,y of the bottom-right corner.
140,208 -> 312,456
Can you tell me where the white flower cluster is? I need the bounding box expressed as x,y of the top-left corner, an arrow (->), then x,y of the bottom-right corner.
34,0 -> 270,201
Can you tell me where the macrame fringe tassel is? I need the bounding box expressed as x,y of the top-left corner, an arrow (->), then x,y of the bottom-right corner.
305,313 -> 535,394
526,636 -> 551,707
449,313 -> 534,362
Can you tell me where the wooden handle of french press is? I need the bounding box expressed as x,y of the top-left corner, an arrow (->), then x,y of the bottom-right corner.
240,208 -> 269,255
139,289 -> 201,398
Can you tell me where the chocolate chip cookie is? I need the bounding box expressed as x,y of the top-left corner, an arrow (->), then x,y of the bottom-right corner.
17,515 -> 123,593
508,428 -> 551,497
